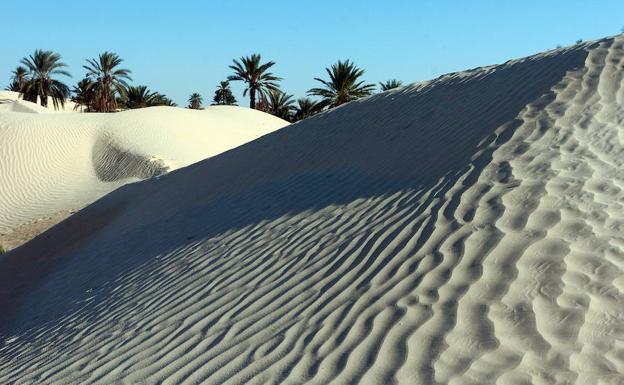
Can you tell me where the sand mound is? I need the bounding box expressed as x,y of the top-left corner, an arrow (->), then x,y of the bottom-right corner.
0,99 -> 49,114
0,106 -> 288,247
0,90 -> 81,113
1,36 -> 624,384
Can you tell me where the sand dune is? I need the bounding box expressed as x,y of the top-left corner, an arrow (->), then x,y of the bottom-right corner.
0,90 -> 81,112
1,36 -> 624,384
0,105 -> 288,248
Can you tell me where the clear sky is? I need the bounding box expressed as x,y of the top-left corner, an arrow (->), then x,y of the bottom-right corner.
3,0 -> 623,107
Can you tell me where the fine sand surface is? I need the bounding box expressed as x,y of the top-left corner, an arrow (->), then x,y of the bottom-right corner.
1,36 -> 624,384
0,90 -> 81,112
0,104 -> 288,248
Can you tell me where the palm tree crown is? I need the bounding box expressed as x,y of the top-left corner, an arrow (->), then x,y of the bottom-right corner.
227,54 -> 281,109
83,51 -> 132,112
188,92 -> 202,109
308,59 -> 374,108
266,89 -> 295,121
6,66 -> 28,92
122,86 -> 175,109
212,81 -> 237,105
19,50 -> 71,109
379,79 -> 403,91
71,78 -> 96,111
152,93 -> 177,107
122,85 -> 158,109
293,97 -> 324,121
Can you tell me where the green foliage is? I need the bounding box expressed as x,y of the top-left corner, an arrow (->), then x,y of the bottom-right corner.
308,59 -> 374,108
122,86 -> 175,108
71,78 -> 96,111
293,97 -> 324,121
20,50 -> 71,109
265,89 -> 295,121
5,66 -> 28,92
0,245 -> 5,254
187,92 -> 203,109
83,51 -> 132,112
379,79 -> 403,92
212,81 -> 237,105
122,85 -> 156,109
227,54 -> 281,109
152,94 -> 176,107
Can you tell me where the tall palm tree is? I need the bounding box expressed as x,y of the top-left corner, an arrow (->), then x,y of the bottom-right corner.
71,78 -> 96,111
188,92 -> 202,109
293,97 -> 324,121
83,51 -> 132,112
227,54 -> 281,109
212,81 -> 237,105
19,50 -> 71,109
379,79 -> 403,91
6,66 -> 28,92
308,59 -> 374,108
266,89 -> 295,120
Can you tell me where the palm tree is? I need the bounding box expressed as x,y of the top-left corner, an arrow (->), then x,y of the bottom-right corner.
83,51 -> 132,112
293,97 -> 324,121
308,59 -> 374,108
19,50 -> 71,109
266,89 -> 295,120
188,92 -> 202,109
227,54 -> 281,109
71,78 -> 96,111
152,93 -> 177,107
122,86 -> 175,108
6,66 -> 28,92
379,79 -> 403,91
212,81 -> 237,105
122,85 -> 158,109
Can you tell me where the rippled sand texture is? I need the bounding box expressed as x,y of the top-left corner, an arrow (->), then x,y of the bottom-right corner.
0,105 -> 288,248
1,36 -> 623,384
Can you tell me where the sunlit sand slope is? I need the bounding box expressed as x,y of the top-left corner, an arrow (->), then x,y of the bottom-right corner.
0,106 -> 288,247
1,36 -> 623,384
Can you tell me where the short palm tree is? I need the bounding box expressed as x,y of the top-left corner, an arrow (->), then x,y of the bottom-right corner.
83,51 -> 132,112
212,81 -> 237,105
19,50 -> 71,109
379,79 -> 403,91
122,86 -> 175,108
152,93 -> 176,107
122,85 -> 158,109
6,66 -> 28,92
187,92 -> 202,109
227,54 -> 281,109
71,78 -> 96,111
293,97 -> 324,121
308,59 -> 374,108
266,89 -> 295,120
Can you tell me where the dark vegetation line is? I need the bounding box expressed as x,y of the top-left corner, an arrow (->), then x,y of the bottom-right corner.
5,50 -> 404,122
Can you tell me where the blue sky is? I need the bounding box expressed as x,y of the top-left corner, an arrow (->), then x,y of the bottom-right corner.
2,0 -> 623,106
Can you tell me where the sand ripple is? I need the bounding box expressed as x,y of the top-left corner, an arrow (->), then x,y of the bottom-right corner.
1,37 -> 623,384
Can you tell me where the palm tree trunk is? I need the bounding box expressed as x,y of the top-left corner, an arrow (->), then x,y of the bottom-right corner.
250,88 -> 256,109
39,93 -> 47,107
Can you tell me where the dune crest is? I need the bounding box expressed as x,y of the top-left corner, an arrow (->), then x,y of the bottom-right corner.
1,36 -> 624,384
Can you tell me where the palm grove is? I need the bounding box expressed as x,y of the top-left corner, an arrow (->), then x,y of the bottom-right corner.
6,50 -> 403,121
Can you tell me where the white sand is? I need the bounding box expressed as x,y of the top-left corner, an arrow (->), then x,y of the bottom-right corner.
0,104 -> 288,246
1,36 -> 624,384
0,90 -> 82,112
